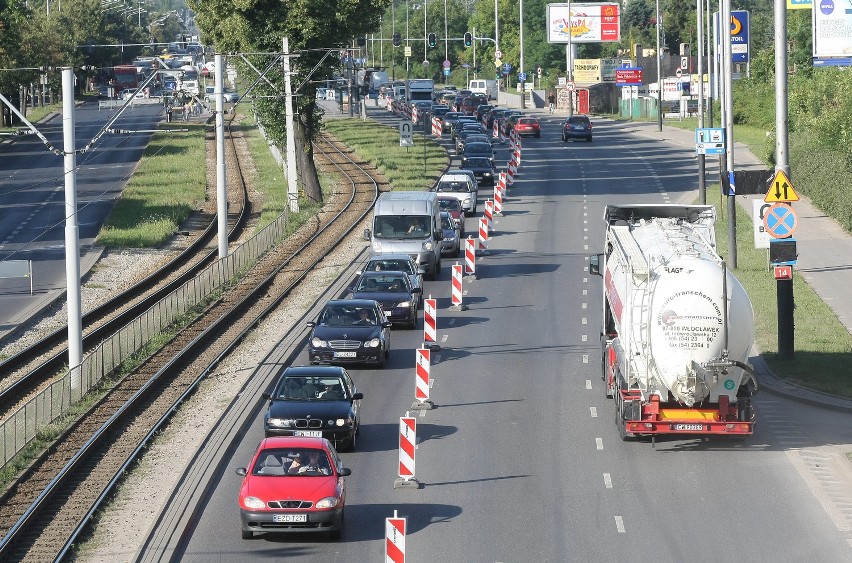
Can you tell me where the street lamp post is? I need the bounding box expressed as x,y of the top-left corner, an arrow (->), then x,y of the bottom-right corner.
444,0 -> 448,83
656,0 -> 662,132
519,0 -> 525,109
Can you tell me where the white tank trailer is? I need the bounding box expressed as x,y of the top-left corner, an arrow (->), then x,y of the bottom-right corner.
591,204 -> 757,440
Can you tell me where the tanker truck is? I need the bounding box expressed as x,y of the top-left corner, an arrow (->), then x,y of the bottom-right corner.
590,204 -> 758,440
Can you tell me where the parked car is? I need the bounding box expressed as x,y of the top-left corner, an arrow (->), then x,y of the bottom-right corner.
262,365 -> 363,451
236,436 -> 350,539
307,299 -> 391,367
439,211 -> 461,257
514,116 -> 542,138
460,156 -> 496,187
433,172 -> 478,216
359,253 -> 424,309
438,196 -> 465,234
562,114 -> 593,142
349,271 -> 421,329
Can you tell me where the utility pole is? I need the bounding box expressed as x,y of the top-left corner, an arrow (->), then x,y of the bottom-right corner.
519,0 -> 525,109
567,0 -> 573,118
656,0 -> 662,132
214,54 -> 228,257
722,0 -> 737,268
697,0 -> 706,205
61,68 -> 83,389
283,38 -> 299,212
706,0 -> 713,127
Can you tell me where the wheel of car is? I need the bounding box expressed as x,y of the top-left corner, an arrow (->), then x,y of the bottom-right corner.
241,529 -> 253,540
454,243 -> 461,257
587,136 -> 593,142
329,510 -> 345,541
562,135 -> 567,142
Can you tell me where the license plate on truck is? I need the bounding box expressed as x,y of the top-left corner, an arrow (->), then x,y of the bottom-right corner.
273,514 -> 307,523
673,423 -> 703,431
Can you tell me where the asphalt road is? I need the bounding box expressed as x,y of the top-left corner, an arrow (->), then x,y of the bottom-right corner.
156,109 -> 852,562
0,98 -> 165,336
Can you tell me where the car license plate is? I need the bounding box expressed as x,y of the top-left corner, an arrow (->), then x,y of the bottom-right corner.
673,423 -> 703,431
334,351 -> 357,358
273,514 -> 307,523
294,430 -> 322,437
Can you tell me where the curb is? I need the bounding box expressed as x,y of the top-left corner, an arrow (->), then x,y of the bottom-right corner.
750,353 -> 852,414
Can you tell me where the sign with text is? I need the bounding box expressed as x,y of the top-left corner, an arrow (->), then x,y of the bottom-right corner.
573,59 -> 602,83
547,3 -> 621,43
813,1 -> 852,63
615,68 -> 643,85
730,10 -> 750,63
601,58 -> 620,82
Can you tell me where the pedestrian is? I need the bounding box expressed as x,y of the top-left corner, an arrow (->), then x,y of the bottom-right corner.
548,93 -> 555,114
183,101 -> 190,121
166,105 -> 172,122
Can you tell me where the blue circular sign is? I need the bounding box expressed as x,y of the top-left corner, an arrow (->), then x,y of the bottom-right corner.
763,203 -> 797,238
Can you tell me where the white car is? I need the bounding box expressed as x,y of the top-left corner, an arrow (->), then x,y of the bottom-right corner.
121,88 -> 144,101
432,172 -> 477,216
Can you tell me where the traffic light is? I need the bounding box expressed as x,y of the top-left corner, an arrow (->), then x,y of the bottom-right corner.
357,36 -> 366,46
464,32 -> 472,47
393,32 -> 401,47
428,33 -> 437,48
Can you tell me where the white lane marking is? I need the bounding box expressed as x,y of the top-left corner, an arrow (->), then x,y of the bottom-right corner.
582,354 -> 589,364
582,277 -> 588,283
586,380 -> 593,390
463,289 -> 468,296
581,334 -> 588,342
590,407 -> 598,418
603,473 -> 613,489
448,318 -> 456,326
441,334 -> 448,343
581,317 -> 587,325
582,289 -> 587,295
581,302 -> 587,309
429,379 -> 435,388
615,515 -> 625,533
596,438 -> 603,450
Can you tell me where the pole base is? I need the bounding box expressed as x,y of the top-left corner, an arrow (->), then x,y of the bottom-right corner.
450,304 -> 469,311
410,399 -> 435,410
425,343 -> 441,352
393,477 -> 421,490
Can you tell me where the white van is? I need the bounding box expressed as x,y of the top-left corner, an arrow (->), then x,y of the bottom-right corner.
364,191 -> 443,279
469,79 -> 498,100
432,173 -> 477,216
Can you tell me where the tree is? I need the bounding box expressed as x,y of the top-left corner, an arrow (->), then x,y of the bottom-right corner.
189,0 -> 390,204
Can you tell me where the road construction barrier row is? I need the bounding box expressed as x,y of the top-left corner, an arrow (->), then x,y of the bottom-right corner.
432,116 -> 442,137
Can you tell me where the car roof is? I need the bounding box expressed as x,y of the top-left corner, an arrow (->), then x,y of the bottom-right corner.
280,365 -> 346,377
464,142 -> 492,149
259,436 -> 329,450
360,270 -> 409,278
323,298 -> 381,308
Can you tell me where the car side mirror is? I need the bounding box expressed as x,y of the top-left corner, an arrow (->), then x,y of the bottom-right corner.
363,228 -> 371,240
382,321 -> 393,328
339,467 -> 352,477
411,287 -> 422,294
351,392 -> 364,400
235,467 -> 247,476
435,230 -> 444,241
307,321 -> 316,328
261,392 -> 271,400
589,254 -> 604,276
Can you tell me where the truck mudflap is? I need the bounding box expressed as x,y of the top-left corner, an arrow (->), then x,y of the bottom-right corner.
616,391 -> 754,437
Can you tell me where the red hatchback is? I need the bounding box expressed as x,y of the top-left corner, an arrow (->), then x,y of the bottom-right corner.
514,116 -> 541,138
236,436 -> 350,540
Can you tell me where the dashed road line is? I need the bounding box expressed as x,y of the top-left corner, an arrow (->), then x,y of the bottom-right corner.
596,438 -> 603,450
603,473 -> 612,489
614,515 -> 625,533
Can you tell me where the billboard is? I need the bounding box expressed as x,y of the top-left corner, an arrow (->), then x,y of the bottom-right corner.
813,1 -> 852,63
547,3 -> 621,43
573,59 -> 602,83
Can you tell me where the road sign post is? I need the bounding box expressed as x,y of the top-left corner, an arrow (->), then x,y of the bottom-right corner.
399,121 -> 413,147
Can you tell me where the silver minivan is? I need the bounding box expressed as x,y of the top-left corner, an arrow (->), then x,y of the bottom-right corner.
432,173 -> 477,216
364,191 -> 443,279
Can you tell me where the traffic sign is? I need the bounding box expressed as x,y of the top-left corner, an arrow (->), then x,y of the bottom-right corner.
503,63 -> 512,73
537,65 -> 542,77
764,169 -> 799,203
565,80 -> 575,92
518,71 -> 527,81
404,46 -> 412,57
495,49 -> 503,59
675,67 -> 683,78
773,265 -> 793,280
763,203 -> 798,239
399,122 -> 414,147
442,59 -> 451,69
681,56 -> 688,69
443,68 -> 450,76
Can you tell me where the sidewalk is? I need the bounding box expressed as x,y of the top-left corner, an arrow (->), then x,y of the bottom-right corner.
611,118 -> 852,413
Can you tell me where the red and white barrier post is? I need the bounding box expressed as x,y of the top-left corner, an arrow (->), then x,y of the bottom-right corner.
450,263 -> 468,311
507,160 -> 517,186
492,119 -> 500,140
411,107 -> 418,124
498,171 -> 507,195
464,236 -> 476,276
423,296 -> 439,350
493,183 -> 503,215
431,116 -> 442,137
394,415 -> 419,489
385,511 -> 406,562
387,97 -> 393,112
484,199 -> 494,231
478,217 -> 489,254
411,347 -> 434,410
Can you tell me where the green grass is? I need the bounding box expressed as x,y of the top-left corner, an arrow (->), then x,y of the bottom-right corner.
96,123 -> 207,247
323,119 -> 448,190
239,114 -> 287,228
713,195 -> 852,397
0,102 -> 62,131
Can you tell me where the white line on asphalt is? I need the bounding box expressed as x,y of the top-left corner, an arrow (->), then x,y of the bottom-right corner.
463,289 -> 468,296
429,380 -> 435,388
582,277 -> 588,283
582,289 -> 587,295
604,473 -> 612,488
615,515 -> 625,533
441,334 -> 448,343
590,407 -> 597,418
581,302 -> 587,309
582,354 -> 589,364
581,334 -> 588,342
596,438 -> 603,450
586,380 -> 593,390
581,317 -> 587,325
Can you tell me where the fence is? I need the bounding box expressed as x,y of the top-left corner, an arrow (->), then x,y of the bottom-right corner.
0,212 -> 289,470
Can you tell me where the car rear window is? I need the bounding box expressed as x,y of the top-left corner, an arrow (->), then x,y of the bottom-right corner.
568,116 -> 589,125
519,118 -> 537,124
439,198 -> 461,211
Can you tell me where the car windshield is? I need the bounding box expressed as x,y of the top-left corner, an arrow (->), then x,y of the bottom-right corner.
464,158 -> 491,168
465,143 -> 491,153
276,376 -> 347,401
438,198 -> 461,212
368,259 -> 414,275
441,214 -> 455,229
373,215 -> 431,239
252,448 -> 333,476
318,305 -> 377,327
437,180 -> 471,193
356,274 -> 408,293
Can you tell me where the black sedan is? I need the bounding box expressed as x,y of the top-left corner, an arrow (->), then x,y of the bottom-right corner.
349,271 -> 420,329
460,156 -> 496,186
307,299 -> 391,367
441,111 -> 465,132
262,365 -> 363,451
462,141 -> 495,164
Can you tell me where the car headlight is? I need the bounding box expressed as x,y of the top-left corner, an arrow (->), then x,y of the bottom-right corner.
243,496 -> 265,509
311,337 -> 328,348
266,418 -> 291,428
484,171 -> 492,176
315,496 -> 340,509
365,337 -> 381,348
462,198 -> 471,206
396,301 -> 411,308
335,418 -> 353,427
424,241 -> 434,251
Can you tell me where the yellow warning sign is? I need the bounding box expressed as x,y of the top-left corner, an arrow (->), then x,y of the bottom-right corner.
764,169 -> 799,203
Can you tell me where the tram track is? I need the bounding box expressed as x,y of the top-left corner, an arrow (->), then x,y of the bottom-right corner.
0,131 -> 384,562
